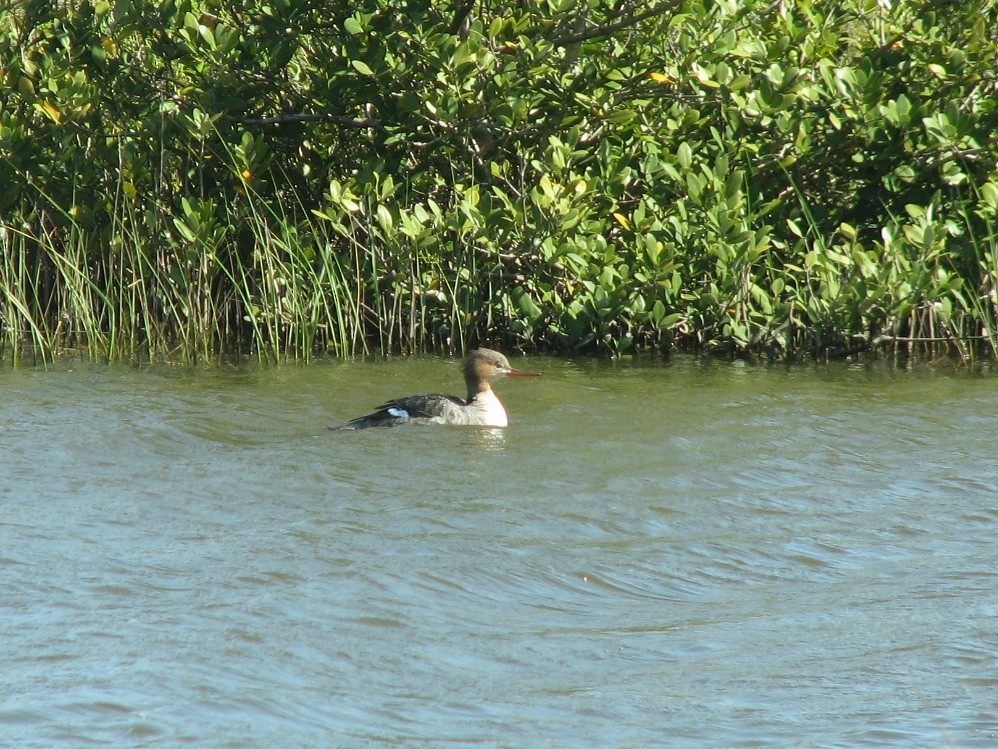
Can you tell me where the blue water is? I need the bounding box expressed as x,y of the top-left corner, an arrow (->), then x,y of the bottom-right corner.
2,356 -> 997,747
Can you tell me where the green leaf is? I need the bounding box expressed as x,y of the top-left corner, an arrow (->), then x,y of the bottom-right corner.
677,142 -> 692,169
650,299 -> 666,324
980,182 -> 998,211
512,287 -> 543,321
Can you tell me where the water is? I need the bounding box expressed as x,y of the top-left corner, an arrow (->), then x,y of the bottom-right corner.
2,355 -> 997,747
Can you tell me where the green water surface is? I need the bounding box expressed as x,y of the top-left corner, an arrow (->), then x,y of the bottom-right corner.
2,355 -> 996,747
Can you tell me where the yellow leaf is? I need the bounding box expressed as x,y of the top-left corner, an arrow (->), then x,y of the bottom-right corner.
42,100 -> 62,123
649,72 -> 673,85
613,212 -> 630,230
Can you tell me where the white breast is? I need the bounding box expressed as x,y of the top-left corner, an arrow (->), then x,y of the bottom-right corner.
468,389 -> 508,427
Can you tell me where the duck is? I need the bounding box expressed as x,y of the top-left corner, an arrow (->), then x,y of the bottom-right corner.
333,348 -> 539,429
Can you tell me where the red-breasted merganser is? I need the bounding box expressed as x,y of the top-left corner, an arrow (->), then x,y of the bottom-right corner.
334,348 -> 540,429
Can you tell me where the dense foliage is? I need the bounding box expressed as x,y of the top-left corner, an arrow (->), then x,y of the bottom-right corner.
2,0 -> 997,362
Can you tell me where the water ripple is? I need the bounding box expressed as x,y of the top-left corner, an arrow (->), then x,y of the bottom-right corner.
2,359 -> 997,746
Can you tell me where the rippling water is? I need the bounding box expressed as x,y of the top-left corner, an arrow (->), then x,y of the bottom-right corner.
2,356 -> 997,747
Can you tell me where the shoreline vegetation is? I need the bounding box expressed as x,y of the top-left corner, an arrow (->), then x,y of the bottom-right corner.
2,0 -> 997,365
